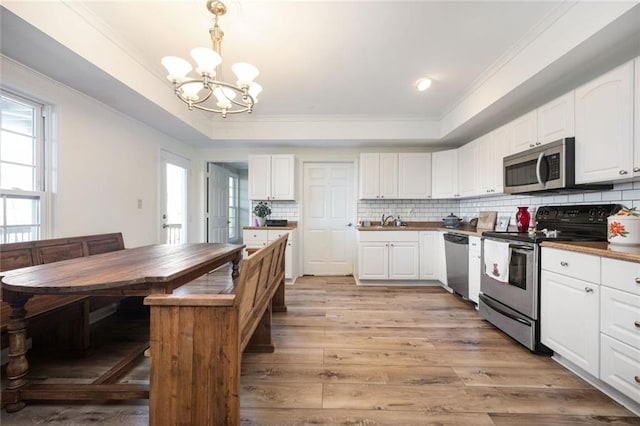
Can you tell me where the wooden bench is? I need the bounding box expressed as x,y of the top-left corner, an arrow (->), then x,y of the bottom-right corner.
144,234 -> 288,426
0,233 -> 125,353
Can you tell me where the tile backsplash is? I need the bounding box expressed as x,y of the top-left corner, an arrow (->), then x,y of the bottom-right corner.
253,182 -> 640,226
251,200 -> 299,222
357,199 -> 460,223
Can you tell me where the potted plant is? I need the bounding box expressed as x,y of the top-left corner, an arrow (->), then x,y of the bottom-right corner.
253,201 -> 271,227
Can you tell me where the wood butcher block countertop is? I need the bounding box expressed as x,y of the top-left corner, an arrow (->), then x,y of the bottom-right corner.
542,240 -> 640,263
243,221 -> 297,230
357,221 -> 485,237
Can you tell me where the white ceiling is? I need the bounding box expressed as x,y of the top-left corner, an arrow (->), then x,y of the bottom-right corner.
78,0 -> 559,118
1,1 -> 640,148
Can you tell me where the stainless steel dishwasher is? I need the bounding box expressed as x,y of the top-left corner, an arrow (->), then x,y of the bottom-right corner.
443,233 -> 469,298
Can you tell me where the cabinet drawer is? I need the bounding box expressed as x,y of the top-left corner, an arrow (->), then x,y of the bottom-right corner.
469,236 -> 481,255
601,286 -> 640,350
267,229 -> 291,241
600,334 -> 640,404
602,257 -> 640,296
243,230 -> 268,245
541,247 -> 600,283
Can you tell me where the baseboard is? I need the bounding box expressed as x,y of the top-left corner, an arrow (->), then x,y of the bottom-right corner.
552,353 -> 640,417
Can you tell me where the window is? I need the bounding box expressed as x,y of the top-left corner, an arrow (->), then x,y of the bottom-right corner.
0,91 -> 46,243
228,175 -> 239,241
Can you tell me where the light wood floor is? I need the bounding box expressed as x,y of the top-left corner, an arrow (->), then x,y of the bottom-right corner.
2,275 -> 639,425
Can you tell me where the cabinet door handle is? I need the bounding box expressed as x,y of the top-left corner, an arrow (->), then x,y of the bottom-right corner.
635,376 -> 640,384
529,144 -> 535,148
619,170 -> 629,175
634,321 -> 640,328
635,277 -> 640,284
535,142 -> 541,146
634,167 -> 640,173
584,287 -> 594,293
560,261 -> 569,267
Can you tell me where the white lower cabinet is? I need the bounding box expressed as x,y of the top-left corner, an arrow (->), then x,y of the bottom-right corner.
601,334 -> 640,404
388,242 -> 420,279
436,231 -> 448,286
468,236 -> 481,304
541,268 -> 600,376
358,231 -> 419,280
243,228 -> 297,280
600,257 -> 640,404
419,231 -> 438,280
541,247 -> 640,409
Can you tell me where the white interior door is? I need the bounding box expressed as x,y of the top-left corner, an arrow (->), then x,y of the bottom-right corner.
160,150 -> 189,244
207,163 -> 230,243
303,163 -> 355,275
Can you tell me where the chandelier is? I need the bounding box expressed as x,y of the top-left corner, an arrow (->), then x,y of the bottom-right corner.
161,0 -> 261,118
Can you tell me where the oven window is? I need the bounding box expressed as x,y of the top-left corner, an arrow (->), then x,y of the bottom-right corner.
509,251 -> 528,290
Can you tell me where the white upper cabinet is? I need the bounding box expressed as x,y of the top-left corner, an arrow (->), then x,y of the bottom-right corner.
486,124 -> 510,194
359,153 -> 398,199
458,138 -> 480,198
575,61 -> 634,183
379,153 -> 398,199
509,110 -> 538,154
537,91 -> 575,145
248,154 -> 296,200
634,57 -> 640,177
398,153 -> 432,199
432,149 -> 459,199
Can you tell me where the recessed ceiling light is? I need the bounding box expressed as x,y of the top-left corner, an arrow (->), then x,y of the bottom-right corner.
416,78 -> 432,92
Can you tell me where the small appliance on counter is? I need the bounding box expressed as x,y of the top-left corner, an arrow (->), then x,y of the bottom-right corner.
607,207 -> 639,245
266,219 -> 288,227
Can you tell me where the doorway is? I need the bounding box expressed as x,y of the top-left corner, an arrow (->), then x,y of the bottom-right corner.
206,162 -> 249,244
160,150 -> 190,244
303,162 -> 356,275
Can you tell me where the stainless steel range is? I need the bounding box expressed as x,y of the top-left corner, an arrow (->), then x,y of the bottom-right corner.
479,203 -> 623,353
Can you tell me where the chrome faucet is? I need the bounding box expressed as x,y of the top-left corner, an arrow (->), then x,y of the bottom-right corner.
381,214 -> 395,226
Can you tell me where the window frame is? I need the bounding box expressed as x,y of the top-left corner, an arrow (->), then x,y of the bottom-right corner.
228,174 -> 239,242
0,89 -> 49,242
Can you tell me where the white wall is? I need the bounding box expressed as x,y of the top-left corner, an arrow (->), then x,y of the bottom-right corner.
1,56 -> 200,247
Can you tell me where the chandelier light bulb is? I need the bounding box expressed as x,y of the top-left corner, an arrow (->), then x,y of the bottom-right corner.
416,78 -> 432,92
248,83 -> 262,102
213,87 -> 236,108
181,82 -> 203,101
161,56 -> 193,82
232,62 -> 260,87
190,47 -> 222,76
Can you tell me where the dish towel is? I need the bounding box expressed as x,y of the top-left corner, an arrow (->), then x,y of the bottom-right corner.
483,239 -> 510,283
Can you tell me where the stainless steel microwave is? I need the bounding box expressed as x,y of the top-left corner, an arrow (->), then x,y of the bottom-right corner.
503,138 -> 611,194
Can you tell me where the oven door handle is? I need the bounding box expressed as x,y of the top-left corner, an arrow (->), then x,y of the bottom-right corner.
509,244 -> 534,251
536,152 -> 545,186
481,294 -> 532,326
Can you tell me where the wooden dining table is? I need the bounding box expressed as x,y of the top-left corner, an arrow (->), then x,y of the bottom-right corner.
0,243 -> 244,412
